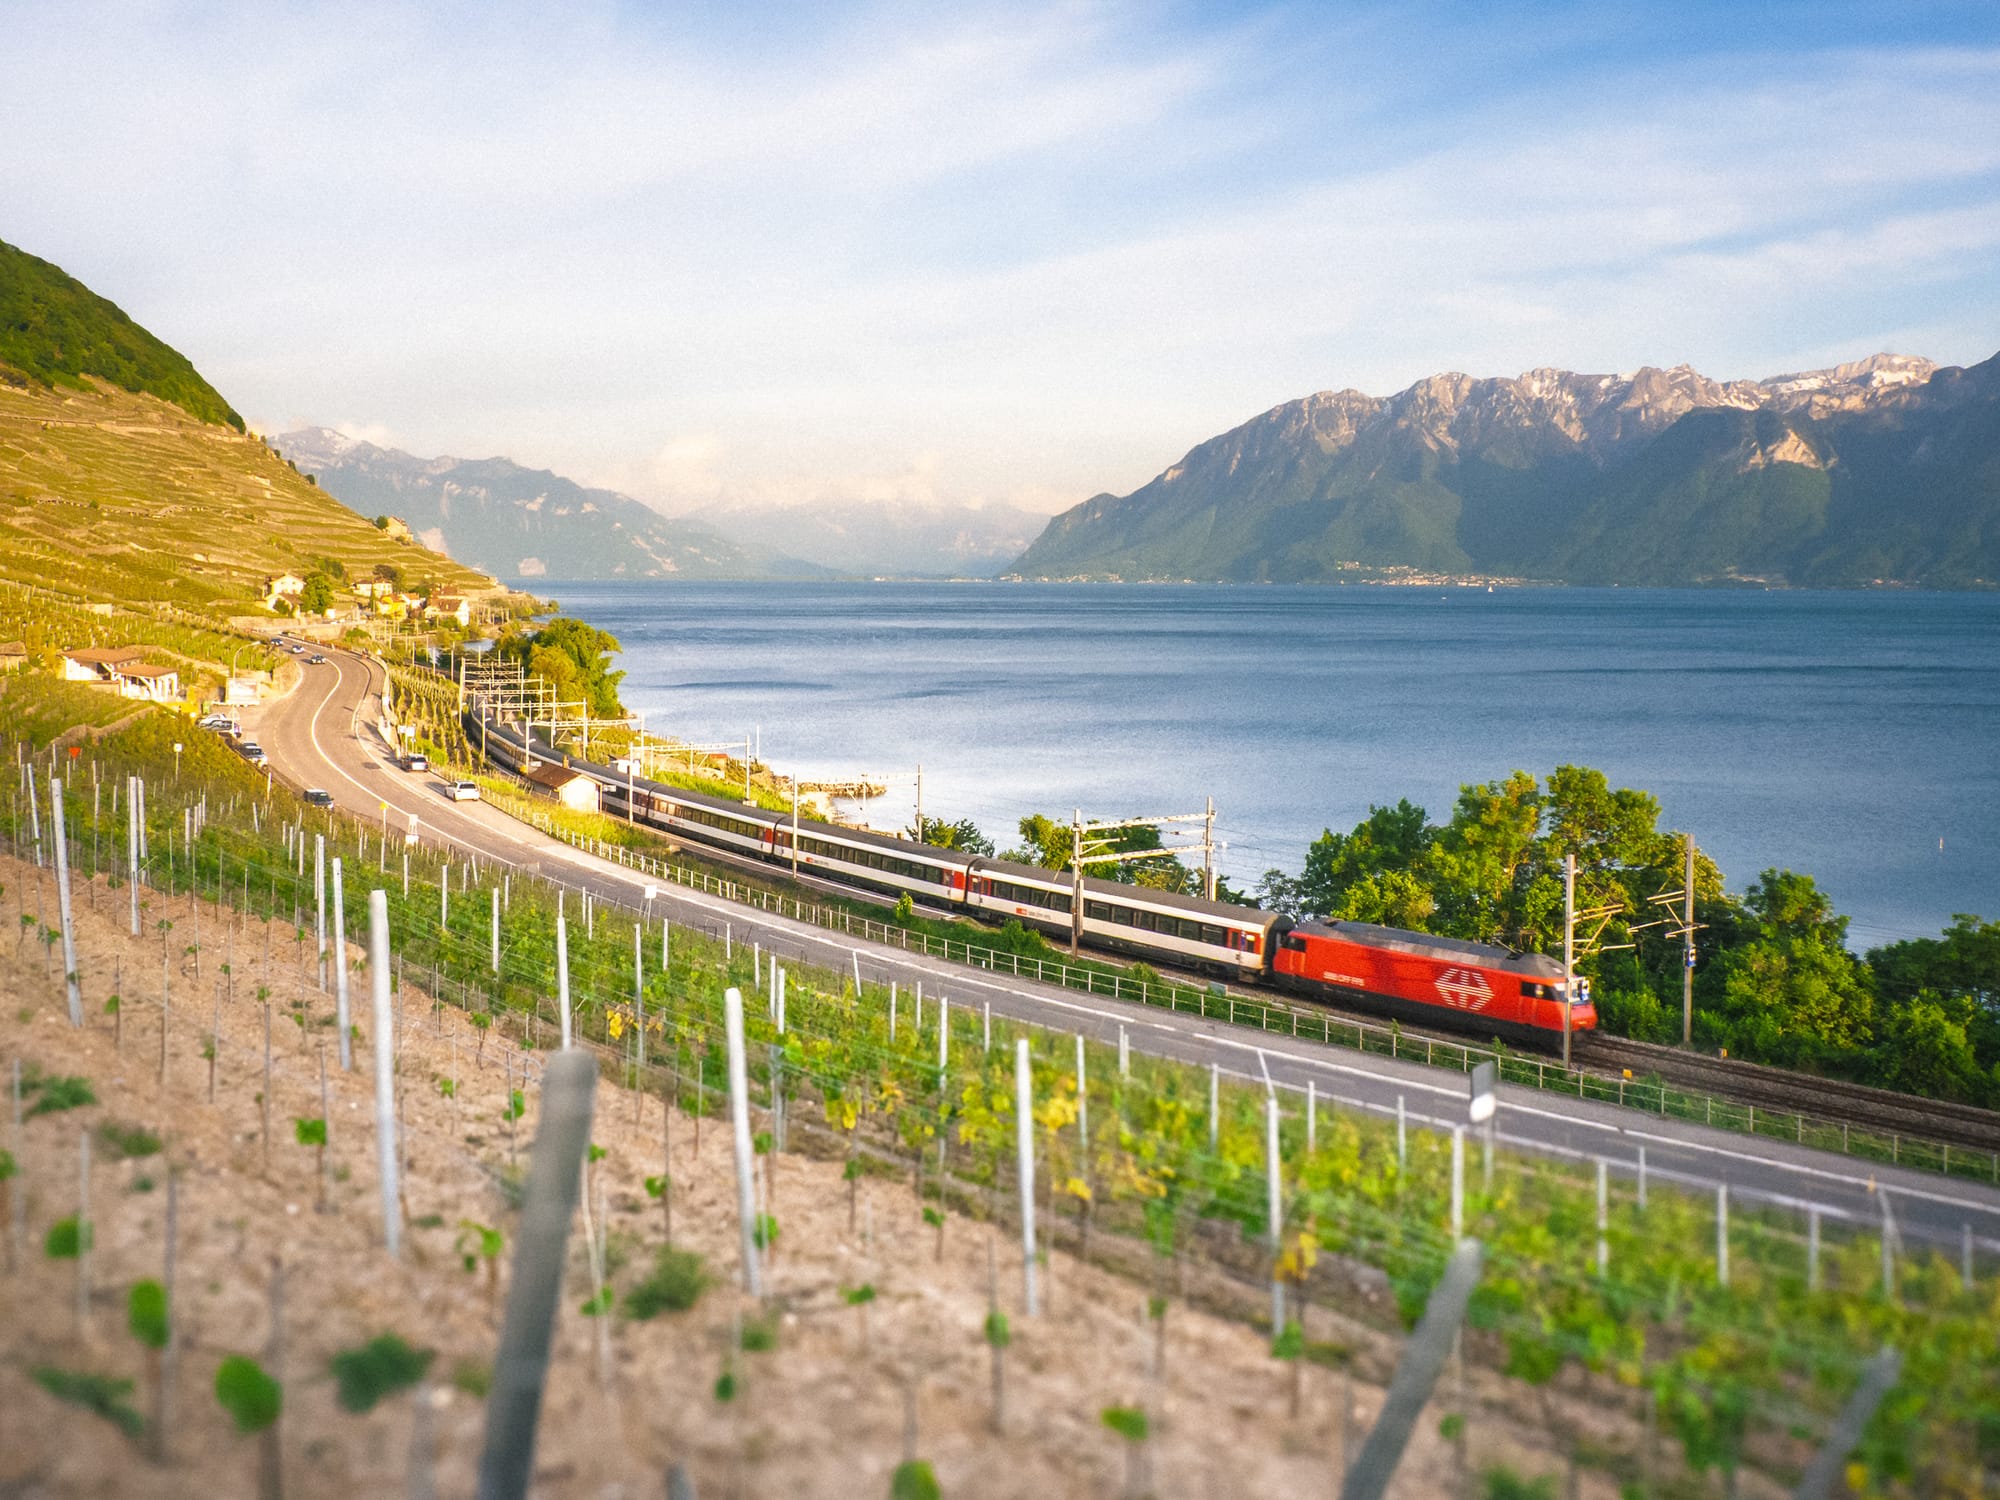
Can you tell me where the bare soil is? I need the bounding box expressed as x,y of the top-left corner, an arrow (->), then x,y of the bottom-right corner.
0,851 -> 1628,1498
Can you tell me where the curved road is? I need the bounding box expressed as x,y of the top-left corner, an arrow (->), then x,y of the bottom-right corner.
242,648 -> 2000,1260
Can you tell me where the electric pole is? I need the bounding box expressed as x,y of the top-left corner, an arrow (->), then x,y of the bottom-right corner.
1562,852 -> 1575,1072
1682,833 -> 1696,1046
791,778 -> 800,878
1071,808 -> 1084,955
915,763 -> 924,845
1203,795 -> 1216,901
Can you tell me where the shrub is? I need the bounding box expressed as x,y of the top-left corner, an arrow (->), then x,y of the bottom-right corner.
127,1280 -> 169,1350
33,1367 -> 143,1438
45,1215 -> 90,1259
890,1460 -> 942,1500
97,1122 -> 162,1160
24,1072 -> 96,1118
214,1356 -> 282,1434
331,1334 -> 434,1414
624,1246 -> 709,1320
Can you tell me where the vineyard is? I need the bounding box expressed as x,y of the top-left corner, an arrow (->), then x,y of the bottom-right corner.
2,708 -> 1996,1497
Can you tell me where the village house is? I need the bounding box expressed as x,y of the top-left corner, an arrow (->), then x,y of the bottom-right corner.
425,593 -> 471,627
61,645 -> 145,682
522,763 -> 601,813
262,572 -> 306,610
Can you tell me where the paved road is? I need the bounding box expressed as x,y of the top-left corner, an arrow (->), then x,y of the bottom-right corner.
242,648 -> 2000,1259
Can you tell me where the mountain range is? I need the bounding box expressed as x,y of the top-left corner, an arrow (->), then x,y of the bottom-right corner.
275,428 -> 828,582
1008,352 -> 2000,587
677,496 -> 1045,578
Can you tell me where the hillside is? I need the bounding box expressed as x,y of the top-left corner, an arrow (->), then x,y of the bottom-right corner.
0,237 -> 241,430
0,242 -> 494,614
277,427 -> 827,582
0,379 -> 494,611
1009,353 -> 2000,587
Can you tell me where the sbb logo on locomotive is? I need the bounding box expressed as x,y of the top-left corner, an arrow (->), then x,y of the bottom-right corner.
1433,967 -> 1494,1011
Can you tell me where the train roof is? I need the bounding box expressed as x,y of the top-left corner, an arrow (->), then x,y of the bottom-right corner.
1295,920 -> 1566,976
972,853 -> 1281,930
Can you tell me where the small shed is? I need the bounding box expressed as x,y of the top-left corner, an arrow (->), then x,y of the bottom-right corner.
523,763 -> 600,813
112,662 -> 181,702
61,645 -> 144,682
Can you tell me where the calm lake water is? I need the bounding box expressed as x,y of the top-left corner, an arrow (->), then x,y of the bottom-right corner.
548,582 -> 2000,947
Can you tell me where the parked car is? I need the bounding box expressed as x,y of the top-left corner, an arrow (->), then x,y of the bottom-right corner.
303,789 -> 334,808
236,741 -> 268,766
446,780 -> 480,802
403,752 -> 430,773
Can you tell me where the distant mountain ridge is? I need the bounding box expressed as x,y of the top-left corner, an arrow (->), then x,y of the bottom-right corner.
278,428 -> 826,582
680,496 -> 1045,578
1009,352 -> 2000,587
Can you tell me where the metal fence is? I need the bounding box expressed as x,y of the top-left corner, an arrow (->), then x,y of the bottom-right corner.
493,797 -> 1999,1187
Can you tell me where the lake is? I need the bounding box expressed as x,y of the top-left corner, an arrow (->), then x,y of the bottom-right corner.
546,582 -> 2000,947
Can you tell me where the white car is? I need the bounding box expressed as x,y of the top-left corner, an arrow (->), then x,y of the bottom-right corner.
446,780 -> 481,802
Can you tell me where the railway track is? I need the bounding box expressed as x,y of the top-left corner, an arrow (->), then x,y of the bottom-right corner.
1572,1033 -> 2000,1156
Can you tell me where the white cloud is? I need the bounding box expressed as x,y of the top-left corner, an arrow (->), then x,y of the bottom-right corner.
4,7 -> 1997,515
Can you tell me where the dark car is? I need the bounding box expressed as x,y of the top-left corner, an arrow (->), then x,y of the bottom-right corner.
303,789 -> 334,808
308,654 -> 327,664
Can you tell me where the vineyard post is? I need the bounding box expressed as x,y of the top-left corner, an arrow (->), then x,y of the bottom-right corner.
722,987 -> 763,1299
753,942 -> 760,988
474,1050 -> 597,1500
1075,1035 -> 1088,1150
724,922 -> 730,962
1119,1024 -> 1128,1077
75,1129 -> 91,1337
1267,1095 -> 1284,1334
332,858 -> 352,1071
8,1059 -> 22,1268
852,949 -> 862,997
1962,1223 -> 1974,1290
490,889 -> 500,975
369,890 -> 403,1258
441,862 -> 449,928
1340,1239 -> 1484,1500
1306,1079 -> 1316,1153
633,923 -> 645,1072
555,915 -> 572,1050
1636,1146 -> 1647,1210
1208,1063 -> 1219,1151
1715,1184 -> 1729,1287
26,763 -> 40,867
660,917 -> 668,972
128,777 -> 140,936
262,1001 -> 273,1167
890,984 -> 898,1042
156,1170 -> 179,1463
1015,1038 -> 1038,1316
1808,1206 -> 1821,1292
983,1002 -> 992,1053
314,834 -> 326,992
1595,1158 -> 1608,1277
1449,1127 -> 1464,1240
938,996 -> 949,1070
1396,1096 -> 1407,1171
51,778 -> 81,1026
1880,1192 -> 1897,1303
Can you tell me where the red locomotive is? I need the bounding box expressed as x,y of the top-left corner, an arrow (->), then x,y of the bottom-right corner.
1274,920 -> 1596,1045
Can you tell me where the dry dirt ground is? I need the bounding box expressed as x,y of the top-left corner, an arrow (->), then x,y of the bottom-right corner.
0,851 -> 1625,1499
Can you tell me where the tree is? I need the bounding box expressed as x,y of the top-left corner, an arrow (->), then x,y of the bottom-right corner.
296,573 -> 334,614
909,817 -> 994,856
499,617 -> 625,719
1298,799 -> 1433,918
1870,993 -> 1987,1103
1699,878 -> 1875,1067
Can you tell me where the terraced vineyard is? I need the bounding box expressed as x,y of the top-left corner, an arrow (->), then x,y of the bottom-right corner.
4,700 -> 1995,1497
0,377 -> 493,613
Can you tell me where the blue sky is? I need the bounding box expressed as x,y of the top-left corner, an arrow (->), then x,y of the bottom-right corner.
5,1 -> 1998,514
